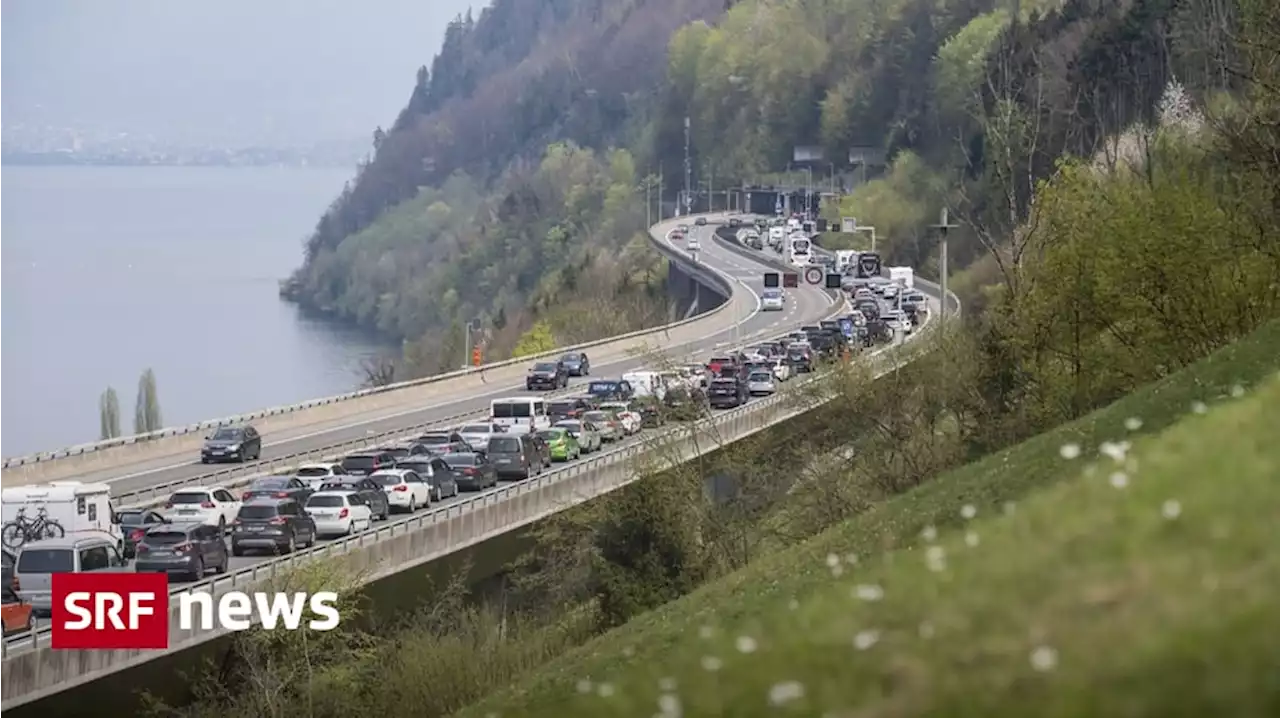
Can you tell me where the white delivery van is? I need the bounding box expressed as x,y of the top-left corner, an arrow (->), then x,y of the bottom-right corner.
1,482 -> 123,551
622,371 -> 667,401
834,250 -> 858,272
888,266 -> 915,290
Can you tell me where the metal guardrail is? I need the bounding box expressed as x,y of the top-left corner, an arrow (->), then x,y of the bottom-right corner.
2,301 -> 935,660
2,215 -> 737,470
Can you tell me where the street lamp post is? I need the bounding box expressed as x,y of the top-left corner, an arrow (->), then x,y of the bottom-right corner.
930,207 -> 960,324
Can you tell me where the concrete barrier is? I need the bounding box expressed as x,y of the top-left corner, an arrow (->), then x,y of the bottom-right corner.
1,215 -> 738,485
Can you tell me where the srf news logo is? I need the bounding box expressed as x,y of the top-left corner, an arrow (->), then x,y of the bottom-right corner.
52,574 -> 340,650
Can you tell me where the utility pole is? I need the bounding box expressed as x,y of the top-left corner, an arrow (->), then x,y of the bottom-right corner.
708,165 -> 715,213
683,116 -> 692,216
930,207 -> 960,324
658,171 -> 664,221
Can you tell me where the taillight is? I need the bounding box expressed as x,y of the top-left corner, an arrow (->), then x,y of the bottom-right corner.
130,530 -> 145,541
463,468 -> 478,476
200,501 -> 216,509
11,575 -> 19,591
338,508 -> 350,519
274,492 -> 288,498
173,542 -> 193,553
269,517 -> 287,525
164,503 -> 173,509
136,544 -> 150,554
392,484 -> 408,492
241,492 -> 254,501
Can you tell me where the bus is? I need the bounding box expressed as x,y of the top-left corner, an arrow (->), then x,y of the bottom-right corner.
788,236 -> 812,266
489,397 -> 550,434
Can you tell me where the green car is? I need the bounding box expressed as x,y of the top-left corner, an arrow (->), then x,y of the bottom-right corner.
537,427 -> 581,462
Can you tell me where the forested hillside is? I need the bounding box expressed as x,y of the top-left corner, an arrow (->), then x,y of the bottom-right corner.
285,0 -> 726,375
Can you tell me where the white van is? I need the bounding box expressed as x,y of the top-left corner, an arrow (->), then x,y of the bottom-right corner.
622,371 -> 668,401
1,482 -> 123,552
490,397 -> 551,434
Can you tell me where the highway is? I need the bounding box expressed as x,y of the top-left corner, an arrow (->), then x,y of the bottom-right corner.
8,215 -> 842,632
50,217 -> 831,497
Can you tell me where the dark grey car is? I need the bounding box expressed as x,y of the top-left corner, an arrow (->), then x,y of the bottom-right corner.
559,352 -> 591,377
201,425 -> 261,463
340,451 -> 398,476
392,456 -> 460,501
526,361 -> 568,390
486,434 -> 547,480
117,509 -> 170,558
240,476 -> 314,504
231,498 -> 317,556
439,452 -> 499,491
135,523 -> 229,581
318,477 -> 391,519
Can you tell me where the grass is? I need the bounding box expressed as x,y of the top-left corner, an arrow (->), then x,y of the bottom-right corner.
456,319 -> 1280,717
811,231 -> 873,252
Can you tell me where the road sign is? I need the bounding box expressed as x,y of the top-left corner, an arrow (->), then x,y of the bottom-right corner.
804,266 -> 823,285
856,252 -> 882,279
763,272 -> 780,288
839,317 -> 854,338
841,217 -> 858,233
782,273 -> 799,288
825,273 -> 842,289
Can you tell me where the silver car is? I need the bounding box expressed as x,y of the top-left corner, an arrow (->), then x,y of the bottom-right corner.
761,289 -> 784,311
456,422 -> 504,450
747,371 -> 777,396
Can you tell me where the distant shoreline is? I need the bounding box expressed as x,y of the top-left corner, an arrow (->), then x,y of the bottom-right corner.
2,152 -> 358,169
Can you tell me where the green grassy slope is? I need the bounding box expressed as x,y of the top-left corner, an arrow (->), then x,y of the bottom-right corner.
457,320 -> 1280,717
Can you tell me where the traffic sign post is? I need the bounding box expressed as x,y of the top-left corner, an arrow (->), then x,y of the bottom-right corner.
804,266 -> 824,285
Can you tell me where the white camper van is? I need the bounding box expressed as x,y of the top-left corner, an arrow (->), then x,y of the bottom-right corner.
888,266 -> 915,290
1,482 -> 123,552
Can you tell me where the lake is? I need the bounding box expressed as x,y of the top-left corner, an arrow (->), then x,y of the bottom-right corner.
1,165 -> 397,457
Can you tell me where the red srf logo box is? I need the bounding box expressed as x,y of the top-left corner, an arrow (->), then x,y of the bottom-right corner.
52,573 -> 169,649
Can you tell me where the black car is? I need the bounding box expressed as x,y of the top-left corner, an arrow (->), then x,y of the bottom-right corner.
707,378 -> 747,409
526,361 -> 568,390
201,425 -> 261,463
787,346 -> 814,373
240,475 -> 314,504
413,431 -> 473,455
695,216 -> 708,226
318,477 -> 391,519
439,452 -> 499,491
135,522 -> 229,581
587,379 -> 633,401
559,352 -> 591,377
231,498 -> 318,556
376,441 -> 430,461
116,509 -> 169,558
547,396 -> 595,422
1,549 -> 14,595
340,450 -> 398,476
390,456 -> 461,501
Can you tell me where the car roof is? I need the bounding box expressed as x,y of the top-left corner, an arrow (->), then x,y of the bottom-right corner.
242,496 -> 292,505
344,450 -> 385,458
171,486 -> 222,495
369,468 -> 413,477
18,534 -> 112,551
308,491 -> 355,500
145,522 -> 199,534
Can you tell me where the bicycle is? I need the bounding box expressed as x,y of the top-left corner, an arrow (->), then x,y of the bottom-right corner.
1,507 -> 66,550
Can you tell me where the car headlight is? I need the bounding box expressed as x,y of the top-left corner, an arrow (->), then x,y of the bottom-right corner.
227,444 -> 240,452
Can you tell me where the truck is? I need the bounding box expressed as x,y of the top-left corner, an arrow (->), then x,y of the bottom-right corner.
888,266 -> 914,290
1,481 -> 123,552
834,250 -> 858,272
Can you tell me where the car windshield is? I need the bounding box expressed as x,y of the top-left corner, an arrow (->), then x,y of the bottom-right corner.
582,411 -> 609,422
548,401 -> 579,414
370,474 -> 403,486
250,478 -> 290,490
210,428 -> 241,441
710,380 -> 737,390
750,373 -> 771,382
307,495 -> 345,508
537,429 -> 563,441
117,511 -> 146,526
143,531 -> 190,545
764,290 -> 781,298
342,455 -> 378,470
488,437 -> 521,452
534,363 -> 558,372
169,492 -> 210,504
459,424 -> 491,434
296,466 -> 332,477
442,453 -> 476,466
557,421 -> 583,433
237,505 -> 281,520
560,354 -> 580,362
16,548 -> 74,573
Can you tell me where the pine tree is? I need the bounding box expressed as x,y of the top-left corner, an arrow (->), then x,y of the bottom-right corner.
99,387 -> 121,440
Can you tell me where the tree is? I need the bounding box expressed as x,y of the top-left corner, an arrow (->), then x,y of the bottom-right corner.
98,387 -> 121,440
134,369 -> 162,435
512,320 -> 557,358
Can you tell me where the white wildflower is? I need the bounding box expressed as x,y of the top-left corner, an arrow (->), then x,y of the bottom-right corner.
1030,645 -> 1058,672
853,630 -> 880,650
1059,443 -> 1081,460
1162,499 -> 1182,520
768,681 -> 806,706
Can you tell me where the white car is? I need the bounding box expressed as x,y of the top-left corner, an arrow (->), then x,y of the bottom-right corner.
761,289 -> 784,311
598,402 -> 642,435
161,486 -> 241,532
293,462 -> 348,491
687,236 -> 701,251
747,371 -> 777,396
369,469 -> 433,513
305,491 -> 373,537
769,359 -> 792,383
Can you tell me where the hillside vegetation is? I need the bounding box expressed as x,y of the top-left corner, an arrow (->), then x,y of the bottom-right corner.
169,1 -> 1280,715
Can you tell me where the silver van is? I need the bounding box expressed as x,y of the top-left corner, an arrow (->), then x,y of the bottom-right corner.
14,534 -> 129,616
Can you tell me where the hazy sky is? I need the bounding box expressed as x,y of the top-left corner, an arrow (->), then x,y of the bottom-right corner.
2,0 -> 477,146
